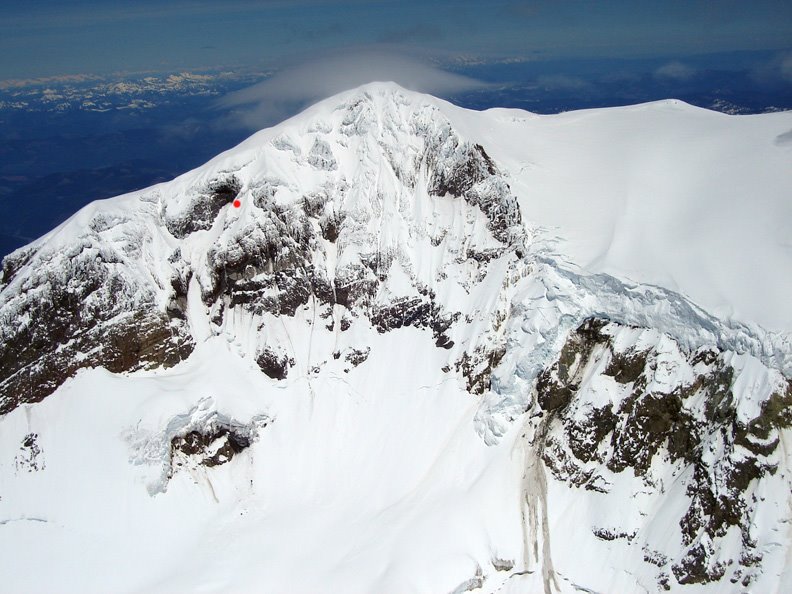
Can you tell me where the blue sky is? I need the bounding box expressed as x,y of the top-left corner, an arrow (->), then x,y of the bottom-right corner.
2,0 -> 791,80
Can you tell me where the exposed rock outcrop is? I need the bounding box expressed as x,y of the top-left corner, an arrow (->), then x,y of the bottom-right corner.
534,317 -> 792,588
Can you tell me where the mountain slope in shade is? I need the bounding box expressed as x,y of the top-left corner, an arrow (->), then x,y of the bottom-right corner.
1,83 -> 791,593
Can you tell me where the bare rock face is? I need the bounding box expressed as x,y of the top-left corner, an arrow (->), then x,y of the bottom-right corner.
0,230 -> 194,415
164,177 -> 242,239
425,134 -> 521,244
535,318 -> 792,588
15,433 -> 44,473
171,426 -> 251,469
371,296 -> 458,350
307,138 -> 338,171
255,347 -> 294,380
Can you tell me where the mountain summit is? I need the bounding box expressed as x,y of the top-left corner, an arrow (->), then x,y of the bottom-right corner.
1,83 -> 791,593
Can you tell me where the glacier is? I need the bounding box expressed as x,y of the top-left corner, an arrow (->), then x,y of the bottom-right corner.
0,82 -> 791,593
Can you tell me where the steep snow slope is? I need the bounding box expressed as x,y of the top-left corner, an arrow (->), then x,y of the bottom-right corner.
1,83 -> 791,593
449,100 -> 792,332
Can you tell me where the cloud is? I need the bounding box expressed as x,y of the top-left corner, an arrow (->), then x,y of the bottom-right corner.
654,61 -> 695,81
216,48 -> 488,129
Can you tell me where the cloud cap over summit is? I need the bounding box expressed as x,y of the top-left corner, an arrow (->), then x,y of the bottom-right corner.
218,49 -> 487,128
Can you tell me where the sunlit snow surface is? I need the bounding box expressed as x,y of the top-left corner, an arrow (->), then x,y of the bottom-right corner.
472,101 -> 792,333
1,83 -> 791,593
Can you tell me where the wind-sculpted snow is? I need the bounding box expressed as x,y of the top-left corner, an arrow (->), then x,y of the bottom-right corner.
1,83 -> 791,593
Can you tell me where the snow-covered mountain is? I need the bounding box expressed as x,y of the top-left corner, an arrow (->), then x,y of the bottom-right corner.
1,82 -> 791,593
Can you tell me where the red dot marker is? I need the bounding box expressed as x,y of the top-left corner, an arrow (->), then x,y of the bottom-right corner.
233,199 -> 241,208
